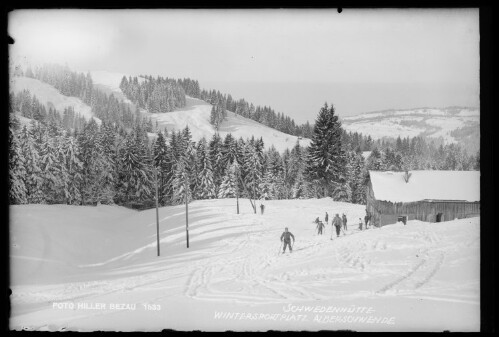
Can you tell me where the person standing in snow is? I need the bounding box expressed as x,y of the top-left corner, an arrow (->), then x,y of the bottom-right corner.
358,218 -> 363,231
342,213 -> 348,231
316,220 -> 325,235
325,212 -> 329,225
260,196 -> 266,215
332,214 -> 342,238
365,210 -> 371,228
280,227 -> 295,253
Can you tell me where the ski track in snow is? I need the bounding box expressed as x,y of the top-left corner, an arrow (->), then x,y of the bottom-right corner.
10,199 -> 480,330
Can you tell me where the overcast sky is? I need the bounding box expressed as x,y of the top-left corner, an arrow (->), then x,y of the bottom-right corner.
9,9 -> 479,123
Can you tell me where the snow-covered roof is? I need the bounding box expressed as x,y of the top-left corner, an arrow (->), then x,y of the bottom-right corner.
369,170 -> 480,203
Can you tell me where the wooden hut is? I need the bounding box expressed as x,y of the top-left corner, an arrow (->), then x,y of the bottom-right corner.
366,170 -> 480,227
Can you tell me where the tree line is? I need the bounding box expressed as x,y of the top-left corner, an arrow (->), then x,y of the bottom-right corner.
119,74 -> 315,138
119,75 -> 186,113
8,98 -> 370,208
20,64 -> 156,132
10,65 -> 479,209
20,64 -> 313,138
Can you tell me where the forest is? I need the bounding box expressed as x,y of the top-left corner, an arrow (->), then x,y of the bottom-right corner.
9,65 -> 479,209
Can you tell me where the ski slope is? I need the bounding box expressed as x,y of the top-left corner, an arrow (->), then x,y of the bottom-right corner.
9,77 -> 100,124
10,199 -> 479,331
149,96 -> 310,153
89,71 -> 310,152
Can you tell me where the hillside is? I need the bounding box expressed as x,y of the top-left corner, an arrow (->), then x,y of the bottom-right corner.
10,199 -> 479,331
90,71 -> 311,152
9,76 -> 100,124
341,107 -> 479,152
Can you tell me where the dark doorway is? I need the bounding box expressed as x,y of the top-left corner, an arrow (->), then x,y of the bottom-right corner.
436,213 -> 443,222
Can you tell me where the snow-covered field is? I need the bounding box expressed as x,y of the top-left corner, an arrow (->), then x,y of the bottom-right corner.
90,71 -> 310,152
9,77 -> 100,124
10,198 -> 479,331
341,107 -> 479,145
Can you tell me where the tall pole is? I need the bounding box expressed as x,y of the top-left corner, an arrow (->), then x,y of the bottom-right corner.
185,177 -> 189,248
236,169 -> 239,214
155,168 -> 160,257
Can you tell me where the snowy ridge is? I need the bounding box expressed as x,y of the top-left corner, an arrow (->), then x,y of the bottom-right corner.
90,71 -> 311,152
9,77 -> 101,124
341,107 -> 479,146
10,198 -> 479,331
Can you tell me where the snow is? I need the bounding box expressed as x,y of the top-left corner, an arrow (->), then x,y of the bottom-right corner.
9,77 -> 101,124
10,198 -> 479,331
89,71 -> 310,153
343,119 -> 426,140
457,109 -> 480,117
369,171 -> 480,203
15,114 -> 34,129
147,96 -> 310,152
362,151 -> 372,160
341,107 -> 479,144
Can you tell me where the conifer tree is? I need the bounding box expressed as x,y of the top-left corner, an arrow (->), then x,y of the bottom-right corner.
153,131 -> 171,205
209,133 -> 224,195
196,138 -> 216,199
305,103 -> 347,198
9,115 -> 27,204
218,161 -> 238,198
242,143 -> 262,200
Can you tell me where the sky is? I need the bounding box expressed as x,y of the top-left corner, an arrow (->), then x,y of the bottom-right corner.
9,9 -> 479,124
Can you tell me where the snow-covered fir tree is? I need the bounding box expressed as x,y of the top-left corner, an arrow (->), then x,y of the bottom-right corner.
57,133 -> 83,204
171,157 -> 193,205
21,123 -> 46,203
218,161 -> 238,198
153,131 -> 172,205
242,142 -> 263,200
195,138 -> 216,199
116,131 -> 152,204
305,103 -> 348,199
209,133 -> 224,196
9,114 -> 27,204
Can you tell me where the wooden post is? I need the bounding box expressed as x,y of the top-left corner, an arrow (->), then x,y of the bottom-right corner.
155,168 -> 160,257
185,177 -> 189,248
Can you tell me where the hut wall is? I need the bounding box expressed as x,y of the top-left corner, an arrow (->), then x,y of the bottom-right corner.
366,180 -> 480,226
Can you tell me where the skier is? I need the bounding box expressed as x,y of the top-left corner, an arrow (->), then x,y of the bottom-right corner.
342,213 -> 348,231
260,203 -> 265,215
325,212 -> 329,225
280,227 -> 295,253
332,214 -> 342,238
314,217 -> 320,224
358,218 -> 363,231
316,220 -> 325,235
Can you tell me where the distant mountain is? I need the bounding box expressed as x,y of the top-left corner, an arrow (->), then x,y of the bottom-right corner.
341,107 -> 479,153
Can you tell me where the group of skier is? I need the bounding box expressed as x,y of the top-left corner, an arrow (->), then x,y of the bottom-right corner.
314,212 -> 348,238
279,210 -> 373,254
314,210 -> 372,237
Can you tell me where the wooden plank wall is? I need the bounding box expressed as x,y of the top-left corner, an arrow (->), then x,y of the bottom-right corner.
366,181 -> 480,226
